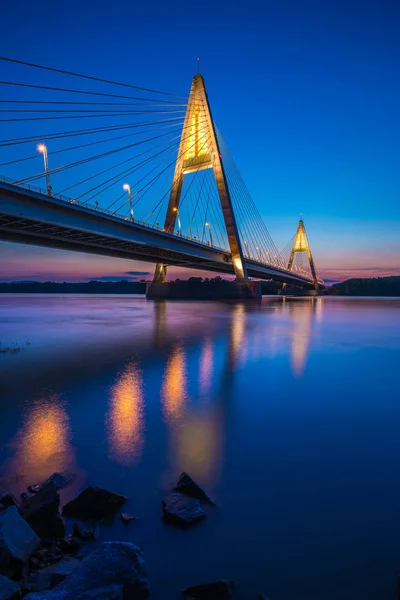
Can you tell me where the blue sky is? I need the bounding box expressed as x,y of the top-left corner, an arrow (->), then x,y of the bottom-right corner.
0,0 -> 398,282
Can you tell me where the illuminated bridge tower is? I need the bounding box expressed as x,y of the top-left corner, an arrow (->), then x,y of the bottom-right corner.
152,73 -> 248,285
286,218 -> 320,291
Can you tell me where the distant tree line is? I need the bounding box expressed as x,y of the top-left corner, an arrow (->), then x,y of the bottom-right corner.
327,276 -> 400,296
2,276 -> 398,296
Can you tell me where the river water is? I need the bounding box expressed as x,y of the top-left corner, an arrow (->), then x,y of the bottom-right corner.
0,294 -> 400,599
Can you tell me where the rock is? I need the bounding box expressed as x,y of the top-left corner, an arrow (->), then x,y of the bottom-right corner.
120,513 -> 136,524
21,493 -> 35,505
58,536 -> 83,555
44,474 -> 70,492
19,572 -> 52,595
50,557 -> 79,587
27,474 -> 70,498
257,595 -> 270,600
0,506 -> 39,575
22,483 -> 65,540
174,472 -> 215,505
162,493 -> 206,527
183,580 -> 235,600
62,487 -> 125,520
71,523 -> 95,540
31,548 -> 63,567
24,541 -> 149,600
0,574 -> 20,599
0,491 -> 18,510
27,485 -> 43,495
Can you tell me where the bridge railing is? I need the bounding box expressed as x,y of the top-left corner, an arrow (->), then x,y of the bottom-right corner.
0,174 -> 320,284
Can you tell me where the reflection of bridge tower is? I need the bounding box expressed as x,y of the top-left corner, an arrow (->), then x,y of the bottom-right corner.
285,219 -> 320,290
285,297 -> 323,377
161,304 -> 248,488
153,73 -> 247,284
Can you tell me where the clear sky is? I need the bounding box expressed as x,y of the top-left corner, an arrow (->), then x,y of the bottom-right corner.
0,0 -> 399,283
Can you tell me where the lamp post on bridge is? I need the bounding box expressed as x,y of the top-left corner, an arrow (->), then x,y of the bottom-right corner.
173,206 -> 182,236
205,221 -> 213,246
244,240 -> 249,258
123,183 -> 134,222
37,144 -> 52,196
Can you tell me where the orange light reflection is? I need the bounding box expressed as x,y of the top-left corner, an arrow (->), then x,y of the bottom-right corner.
107,363 -> 144,465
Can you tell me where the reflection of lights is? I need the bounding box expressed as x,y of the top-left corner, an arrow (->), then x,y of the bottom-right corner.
230,304 -> 246,366
290,301 -> 313,378
7,396 -> 72,485
107,363 -> 144,465
162,346 -> 187,422
174,408 -> 223,486
315,297 -> 324,322
199,338 -> 213,395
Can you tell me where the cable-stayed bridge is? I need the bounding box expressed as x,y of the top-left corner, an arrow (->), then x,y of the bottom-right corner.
0,56 -> 324,295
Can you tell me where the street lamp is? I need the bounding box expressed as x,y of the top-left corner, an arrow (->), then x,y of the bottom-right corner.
244,240 -> 249,258
37,143 -> 52,196
205,222 -> 213,246
173,206 -> 181,236
123,183 -> 134,222
256,246 -> 262,261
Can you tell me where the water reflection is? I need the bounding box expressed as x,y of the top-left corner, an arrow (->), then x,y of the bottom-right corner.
4,394 -> 73,487
173,407 -> 224,486
162,345 -> 187,423
228,303 -> 247,369
199,337 -> 214,396
286,298 -> 321,378
107,363 -> 144,465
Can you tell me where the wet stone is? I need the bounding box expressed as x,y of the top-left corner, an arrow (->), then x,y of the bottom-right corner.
22,483 -> 65,540
24,541 -> 149,600
19,572 -> 52,595
0,573 -> 20,599
62,486 -> 125,520
58,536 -> 83,555
162,493 -> 206,527
0,491 -> 17,511
0,506 -> 39,576
50,557 -> 80,587
174,472 -> 215,505
183,580 -> 235,600
120,513 -> 136,524
27,485 -> 43,495
44,474 -> 70,492
20,493 -> 35,505
71,523 -> 95,540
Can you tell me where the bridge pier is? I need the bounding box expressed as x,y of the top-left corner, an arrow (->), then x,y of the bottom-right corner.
146,280 -> 262,300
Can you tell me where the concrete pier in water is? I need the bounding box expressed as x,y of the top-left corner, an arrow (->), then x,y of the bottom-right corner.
146,280 -> 262,300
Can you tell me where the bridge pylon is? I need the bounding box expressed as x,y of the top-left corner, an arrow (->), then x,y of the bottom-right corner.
153,73 -> 248,284
285,218 -> 320,291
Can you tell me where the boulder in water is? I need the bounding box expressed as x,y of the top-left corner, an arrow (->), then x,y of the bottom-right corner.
0,573 -> 20,599
24,541 -> 149,600
0,506 -> 39,575
22,483 -> 65,540
162,493 -> 206,527
174,472 -> 215,504
62,487 -> 125,520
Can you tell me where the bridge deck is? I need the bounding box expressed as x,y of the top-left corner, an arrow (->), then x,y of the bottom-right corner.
0,180 -> 318,288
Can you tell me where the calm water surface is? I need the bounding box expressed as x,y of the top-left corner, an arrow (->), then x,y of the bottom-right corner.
1,294 -> 400,600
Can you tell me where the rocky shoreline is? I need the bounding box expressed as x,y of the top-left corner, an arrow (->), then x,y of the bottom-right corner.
0,472 -> 269,600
